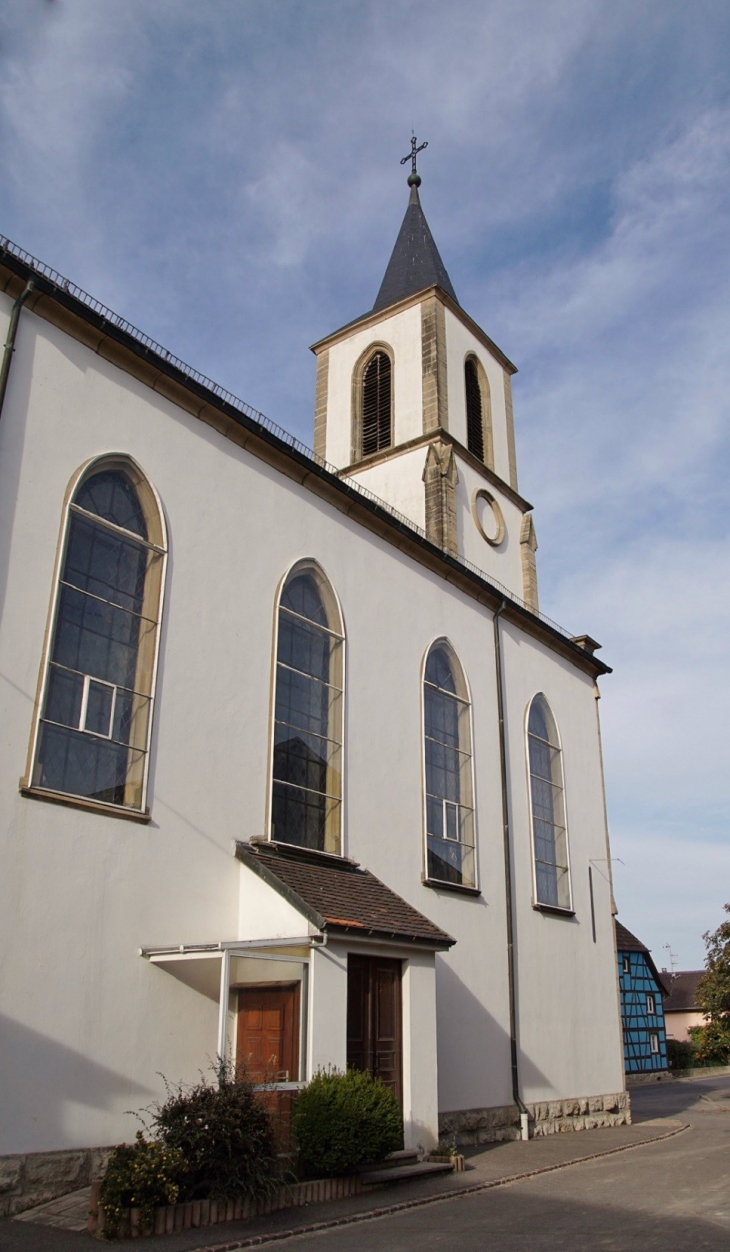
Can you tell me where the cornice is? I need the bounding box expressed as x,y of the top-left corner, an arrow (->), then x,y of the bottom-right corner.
309,284 -> 518,376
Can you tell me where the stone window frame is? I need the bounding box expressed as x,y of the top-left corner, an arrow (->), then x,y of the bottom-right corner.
525,692 -> 574,915
463,352 -> 494,471
420,636 -> 479,894
23,453 -> 168,819
350,341 -> 395,463
267,558 -> 346,857
646,993 -> 656,1015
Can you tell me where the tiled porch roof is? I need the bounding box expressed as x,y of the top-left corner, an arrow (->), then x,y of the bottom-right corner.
236,841 -> 455,949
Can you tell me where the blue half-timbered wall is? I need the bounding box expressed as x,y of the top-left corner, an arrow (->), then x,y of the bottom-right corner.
617,950 -> 668,1073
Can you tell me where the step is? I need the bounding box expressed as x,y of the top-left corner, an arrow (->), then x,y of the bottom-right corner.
360,1160 -> 455,1185
361,1148 -> 420,1172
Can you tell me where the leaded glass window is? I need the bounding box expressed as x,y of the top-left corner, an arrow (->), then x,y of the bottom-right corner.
271,566 -> 343,852
32,463 -> 165,810
527,694 -> 571,909
423,642 -> 475,887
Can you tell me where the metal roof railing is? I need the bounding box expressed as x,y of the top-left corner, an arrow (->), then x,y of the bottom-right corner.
0,234 -> 575,642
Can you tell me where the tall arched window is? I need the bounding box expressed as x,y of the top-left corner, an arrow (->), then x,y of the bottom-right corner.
423,641 -> 475,887
361,350 -> 392,457
31,458 -> 166,811
271,563 -> 344,853
527,694 -> 571,909
464,355 -> 493,468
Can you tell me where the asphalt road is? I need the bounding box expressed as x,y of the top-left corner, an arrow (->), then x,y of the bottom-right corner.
269,1076 -> 730,1252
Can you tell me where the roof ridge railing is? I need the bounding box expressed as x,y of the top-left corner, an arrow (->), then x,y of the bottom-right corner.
0,234 -> 574,641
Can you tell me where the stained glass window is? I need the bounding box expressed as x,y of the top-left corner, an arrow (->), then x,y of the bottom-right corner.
527,694 -> 571,909
424,642 -> 475,887
32,464 -> 164,810
271,568 -> 343,852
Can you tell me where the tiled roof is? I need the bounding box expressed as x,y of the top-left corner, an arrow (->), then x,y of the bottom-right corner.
236,841 -> 455,948
372,185 -> 458,313
615,920 -> 648,953
663,970 -> 705,1012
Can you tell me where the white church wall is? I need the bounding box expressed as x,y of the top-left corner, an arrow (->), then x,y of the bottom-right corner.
0,300 -> 621,1155
444,307 -> 512,485
452,452 -> 526,600
500,622 -> 625,1101
322,303 -> 423,467
237,865 -> 315,941
343,445 -> 427,530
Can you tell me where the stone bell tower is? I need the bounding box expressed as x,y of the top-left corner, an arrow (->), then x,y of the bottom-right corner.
310,140 -> 539,611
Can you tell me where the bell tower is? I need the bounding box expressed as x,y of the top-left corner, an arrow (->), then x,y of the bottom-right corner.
310,141 -> 539,611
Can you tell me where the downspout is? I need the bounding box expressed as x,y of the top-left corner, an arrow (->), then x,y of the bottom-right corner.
0,280 -> 35,424
493,600 -> 529,1137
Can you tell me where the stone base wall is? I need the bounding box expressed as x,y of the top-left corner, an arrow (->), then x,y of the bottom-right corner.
439,1091 -> 631,1147
0,1146 -> 113,1218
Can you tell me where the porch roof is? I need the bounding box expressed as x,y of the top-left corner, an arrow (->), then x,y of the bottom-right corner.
236,841 -> 455,950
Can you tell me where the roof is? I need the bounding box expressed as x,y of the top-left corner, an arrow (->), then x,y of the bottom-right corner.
615,921 -> 648,953
615,919 -> 669,992
372,185 -> 458,313
235,840 -> 455,949
663,970 -> 705,1012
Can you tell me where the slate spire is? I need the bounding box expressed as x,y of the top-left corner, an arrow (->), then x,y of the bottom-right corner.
372,150 -> 458,313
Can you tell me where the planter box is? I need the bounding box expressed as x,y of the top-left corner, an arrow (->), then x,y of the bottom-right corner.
426,1154 -> 465,1171
89,1174 -> 365,1240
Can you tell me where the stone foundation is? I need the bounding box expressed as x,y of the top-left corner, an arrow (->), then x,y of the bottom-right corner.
439,1091 -> 631,1146
0,1146 -> 113,1218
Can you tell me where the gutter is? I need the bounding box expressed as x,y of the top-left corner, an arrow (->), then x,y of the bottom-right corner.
493,600 -> 529,1136
0,279 -> 34,423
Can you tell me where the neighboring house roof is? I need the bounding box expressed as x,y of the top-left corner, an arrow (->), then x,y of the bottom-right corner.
372,184 -> 458,313
236,840 -> 455,949
663,970 -> 705,1013
615,919 -> 669,993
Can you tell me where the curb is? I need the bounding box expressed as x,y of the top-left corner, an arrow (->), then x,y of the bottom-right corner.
190,1121 -> 690,1251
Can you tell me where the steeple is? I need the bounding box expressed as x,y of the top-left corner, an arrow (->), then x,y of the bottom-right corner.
372,137 -> 458,313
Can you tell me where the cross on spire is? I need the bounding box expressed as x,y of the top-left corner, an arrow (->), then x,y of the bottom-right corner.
400,133 -> 428,187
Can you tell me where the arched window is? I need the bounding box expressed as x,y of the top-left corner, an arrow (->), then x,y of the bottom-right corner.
361,350 -> 392,457
31,459 -> 166,811
527,694 -> 571,909
423,641 -> 475,887
464,355 -> 493,467
271,563 -> 344,853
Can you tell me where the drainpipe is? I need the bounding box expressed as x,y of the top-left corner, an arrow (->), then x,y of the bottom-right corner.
0,280 -> 35,425
493,600 -> 530,1139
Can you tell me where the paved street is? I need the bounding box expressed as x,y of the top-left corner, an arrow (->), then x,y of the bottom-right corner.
266,1076 -> 730,1252
0,1075 -> 727,1251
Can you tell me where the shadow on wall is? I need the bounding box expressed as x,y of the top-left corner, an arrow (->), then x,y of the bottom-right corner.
0,1013 -> 156,1155
436,958 -> 550,1111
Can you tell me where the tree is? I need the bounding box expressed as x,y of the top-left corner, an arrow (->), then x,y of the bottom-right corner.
693,904 -> 730,1065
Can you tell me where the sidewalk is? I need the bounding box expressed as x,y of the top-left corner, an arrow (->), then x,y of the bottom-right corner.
0,1118 -> 687,1252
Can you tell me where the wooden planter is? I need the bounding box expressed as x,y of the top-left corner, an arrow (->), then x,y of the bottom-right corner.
89,1174 -> 365,1240
426,1153 -> 465,1171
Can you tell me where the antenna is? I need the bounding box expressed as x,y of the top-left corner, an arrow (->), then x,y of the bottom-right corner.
662,943 -> 678,979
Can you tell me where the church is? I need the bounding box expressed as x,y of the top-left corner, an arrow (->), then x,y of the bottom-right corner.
0,147 -> 628,1205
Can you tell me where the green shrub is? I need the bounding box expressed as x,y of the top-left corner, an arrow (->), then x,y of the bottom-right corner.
666,1037 -> 696,1070
99,1132 -> 183,1239
689,1021 -> 730,1066
292,1068 -> 402,1177
150,1061 -> 281,1202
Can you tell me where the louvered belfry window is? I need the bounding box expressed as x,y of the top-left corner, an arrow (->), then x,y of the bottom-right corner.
361,351 -> 392,457
465,358 -> 484,462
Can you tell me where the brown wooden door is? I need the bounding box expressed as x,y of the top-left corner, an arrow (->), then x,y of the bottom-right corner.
347,955 -> 403,1106
236,983 -> 300,1083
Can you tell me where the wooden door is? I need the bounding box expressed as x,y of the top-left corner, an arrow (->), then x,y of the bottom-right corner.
347,955 -> 403,1106
236,983 -> 300,1082
237,983 -> 300,1151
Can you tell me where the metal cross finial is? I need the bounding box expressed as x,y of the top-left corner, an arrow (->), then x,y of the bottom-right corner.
400,133 -> 427,187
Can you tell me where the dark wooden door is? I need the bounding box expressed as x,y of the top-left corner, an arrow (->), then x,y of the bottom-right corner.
236,983 -> 300,1082
347,955 -> 403,1106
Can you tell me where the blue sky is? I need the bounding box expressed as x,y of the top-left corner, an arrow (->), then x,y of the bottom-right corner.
1,0 -> 728,968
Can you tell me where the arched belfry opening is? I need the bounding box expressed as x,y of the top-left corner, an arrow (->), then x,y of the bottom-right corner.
361,350 -> 392,456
